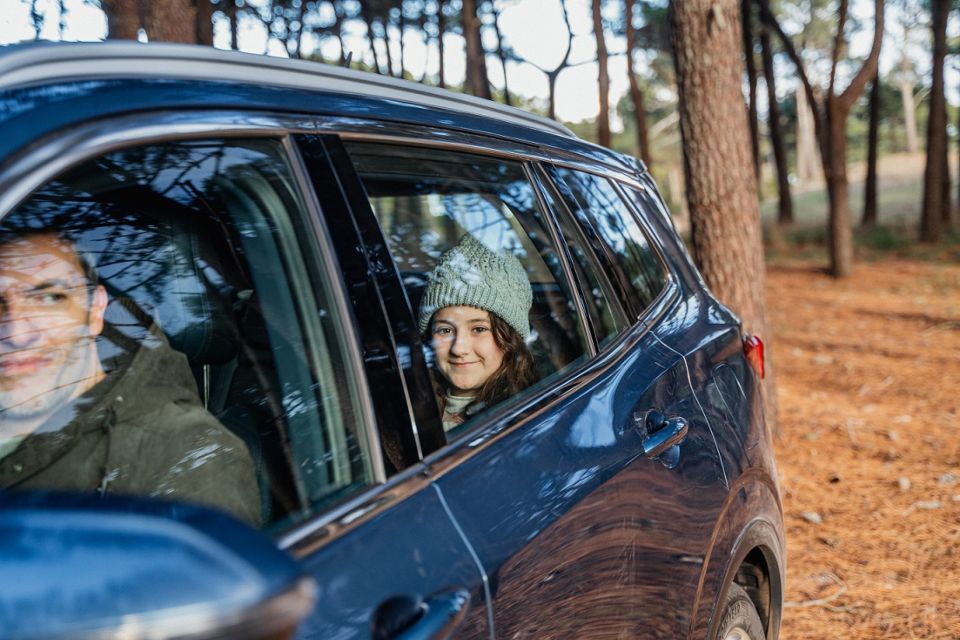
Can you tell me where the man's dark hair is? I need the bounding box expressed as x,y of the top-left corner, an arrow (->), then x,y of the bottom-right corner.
0,225 -> 100,288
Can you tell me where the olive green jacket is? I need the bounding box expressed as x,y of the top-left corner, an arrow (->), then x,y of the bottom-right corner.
0,335 -> 261,526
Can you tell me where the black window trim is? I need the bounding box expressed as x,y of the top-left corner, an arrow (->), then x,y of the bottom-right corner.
527,161 -> 632,346
541,162 -> 677,320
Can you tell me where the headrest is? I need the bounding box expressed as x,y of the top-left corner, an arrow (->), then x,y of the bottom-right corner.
80,187 -> 240,365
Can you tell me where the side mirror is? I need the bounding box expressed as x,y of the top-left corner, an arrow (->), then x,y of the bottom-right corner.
0,491 -> 316,640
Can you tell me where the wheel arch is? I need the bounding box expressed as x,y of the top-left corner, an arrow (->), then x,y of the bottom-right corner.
689,471 -> 785,640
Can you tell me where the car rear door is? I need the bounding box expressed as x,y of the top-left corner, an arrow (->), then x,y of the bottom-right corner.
325,131 -> 732,638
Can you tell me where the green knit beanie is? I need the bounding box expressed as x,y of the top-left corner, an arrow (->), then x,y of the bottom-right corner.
418,234 -> 533,340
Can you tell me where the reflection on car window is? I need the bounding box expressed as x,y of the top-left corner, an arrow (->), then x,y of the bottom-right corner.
0,139 -> 374,532
535,171 -> 628,345
345,142 -> 589,436
551,168 -> 666,314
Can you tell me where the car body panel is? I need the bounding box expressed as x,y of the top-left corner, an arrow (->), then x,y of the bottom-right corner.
0,42 -> 783,640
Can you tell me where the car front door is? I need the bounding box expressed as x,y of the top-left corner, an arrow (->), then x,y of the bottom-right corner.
0,116 -> 493,640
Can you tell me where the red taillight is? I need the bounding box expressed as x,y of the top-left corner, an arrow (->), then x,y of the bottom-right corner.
743,334 -> 765,379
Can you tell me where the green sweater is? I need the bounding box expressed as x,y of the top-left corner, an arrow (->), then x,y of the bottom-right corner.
0,335 -> 260,526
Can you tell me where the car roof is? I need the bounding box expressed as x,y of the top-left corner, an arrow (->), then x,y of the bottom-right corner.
0,41 -> 575,140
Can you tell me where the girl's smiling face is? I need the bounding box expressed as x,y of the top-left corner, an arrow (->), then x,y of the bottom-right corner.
431,306 -> 505,396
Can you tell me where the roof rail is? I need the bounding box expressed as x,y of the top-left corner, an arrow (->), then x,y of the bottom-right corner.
0,41 -> 575,139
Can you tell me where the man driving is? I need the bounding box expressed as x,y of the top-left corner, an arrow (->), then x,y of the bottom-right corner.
0,230 -> 260,525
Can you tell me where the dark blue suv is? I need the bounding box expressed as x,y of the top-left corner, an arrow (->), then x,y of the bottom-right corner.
0,42 -> 783,640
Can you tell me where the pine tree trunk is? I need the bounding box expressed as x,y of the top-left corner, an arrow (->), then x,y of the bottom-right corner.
437,0 -> 447,88
145,0 -> 196,43
195,0 -> 214,46
101,0 -> 141,40
592,0 -> 611,147
921,0 -> 948,243
742,0 -> 760,180
900,79 -> 919,153
625,0 -> 652,167
670,0 -> 777,433
795,86 -> 820,183
863,70 -> 880,228
462,0 -> 491,99
226,1 -> 238,50
760,24 -> 792,225
825,101 -> 854,277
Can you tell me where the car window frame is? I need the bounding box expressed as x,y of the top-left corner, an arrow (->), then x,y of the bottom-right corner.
539,161 -> 678,321
0,110 -> 404,543
330,136 -> 611,448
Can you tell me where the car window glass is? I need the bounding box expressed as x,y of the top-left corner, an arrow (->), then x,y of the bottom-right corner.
550,167 -> 667,315
534,171 -> 627,345
344,142 -> 589,437
0,139 -> 374,532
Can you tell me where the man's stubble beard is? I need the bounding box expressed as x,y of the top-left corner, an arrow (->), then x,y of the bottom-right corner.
0,332 -> 101,430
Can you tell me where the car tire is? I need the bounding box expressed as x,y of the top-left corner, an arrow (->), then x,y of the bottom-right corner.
715,583 -> 765,640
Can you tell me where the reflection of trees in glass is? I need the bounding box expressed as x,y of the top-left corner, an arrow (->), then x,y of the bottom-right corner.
557,168 -> 665,308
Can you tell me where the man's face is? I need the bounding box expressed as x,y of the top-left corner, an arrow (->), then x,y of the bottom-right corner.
0,233 -> 107,424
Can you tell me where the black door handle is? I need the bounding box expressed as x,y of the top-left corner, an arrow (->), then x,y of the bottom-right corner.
639,410 -> 689,463
372,589 -> 471,640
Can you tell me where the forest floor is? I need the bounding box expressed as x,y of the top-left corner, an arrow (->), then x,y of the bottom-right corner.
768,253 -> 960,639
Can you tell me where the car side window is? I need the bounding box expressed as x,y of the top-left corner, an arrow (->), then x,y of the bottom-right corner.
533,168 -> 629,346
0,139 -> 376,532
548,167 -> 667,317
343,142 -> 590,436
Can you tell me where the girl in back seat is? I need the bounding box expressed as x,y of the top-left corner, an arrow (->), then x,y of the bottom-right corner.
418,234 -> 538,433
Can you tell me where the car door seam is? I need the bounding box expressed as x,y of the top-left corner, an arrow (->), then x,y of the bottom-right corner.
431,483 -> 497,640
648,330 -> 730,489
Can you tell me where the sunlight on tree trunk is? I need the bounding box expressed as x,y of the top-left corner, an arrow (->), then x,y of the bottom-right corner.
145,0 -> 196,44
670,0 -> 777,433
101,0 -> 140,40
760,0 -> 884,278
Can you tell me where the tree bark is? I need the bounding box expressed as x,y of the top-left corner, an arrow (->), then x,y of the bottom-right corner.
145,0 -> 196,43
361,8 -> 384,74
670,0 -> 777,433
760,23 -> 792,225
795,84 -> 820,183
462,0 -> 492,99
921,0 -> 947,243
592,0 -> 611,147
225,0 -> 238,50
900,81 -> 919,153
862,70 -> 880,228
625,0 -> 652,167
101,0 -> 141,40
195,0 -> 214,46
437,0 -> 447,88
760,0 -> 883,277
742,0 -> 761,181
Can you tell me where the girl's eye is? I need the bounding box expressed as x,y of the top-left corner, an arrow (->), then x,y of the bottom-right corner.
472,326 -> 489,334
433,326 -> 453,336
